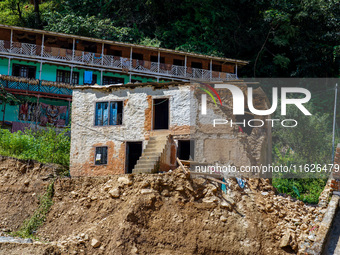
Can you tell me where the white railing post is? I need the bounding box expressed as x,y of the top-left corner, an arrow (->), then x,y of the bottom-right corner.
70,66 -> 73,85
210,59 -> 212,81
184,55 -> 187,78
72,38 -> 75,61
39,61 -> 43,80
41,34 -> 44,57
235,63 -> 238,78
130,47 -> 133,71
101,43 -> 104,66
157,51 -> 160,73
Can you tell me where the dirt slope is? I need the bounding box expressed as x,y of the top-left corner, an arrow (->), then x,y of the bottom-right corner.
0,156 -> 327,254
0,156 -> 56,233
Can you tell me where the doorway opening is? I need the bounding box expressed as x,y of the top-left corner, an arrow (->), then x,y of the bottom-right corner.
177,140 -> 194,160
125,142 -> 142,173
153,98 -> 169,130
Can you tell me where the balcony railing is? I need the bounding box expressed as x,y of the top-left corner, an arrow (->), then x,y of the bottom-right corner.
0,75 -> 72,96
0,40 -> 237,81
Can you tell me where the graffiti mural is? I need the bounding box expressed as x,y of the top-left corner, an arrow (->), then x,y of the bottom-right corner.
18,102 -> 68,127
40,103 -> 67,127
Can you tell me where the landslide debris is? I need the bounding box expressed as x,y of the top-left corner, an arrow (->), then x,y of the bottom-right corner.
0,156 -> 328,255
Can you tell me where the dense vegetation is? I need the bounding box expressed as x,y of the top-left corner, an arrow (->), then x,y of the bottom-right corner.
0,128 -> 70,166
0,0 -> 339,203
271,101 -> 333,203
0,0 -> 338,78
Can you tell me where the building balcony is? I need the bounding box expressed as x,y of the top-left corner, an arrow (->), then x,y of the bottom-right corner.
0,40 -> 238,82
0,75 -> 72,97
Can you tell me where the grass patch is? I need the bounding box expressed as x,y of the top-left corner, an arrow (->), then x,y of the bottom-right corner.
12,181 -> 54,239
0,128 -> 70,167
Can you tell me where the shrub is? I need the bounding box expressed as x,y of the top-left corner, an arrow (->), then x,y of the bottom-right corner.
0,127 -> 70,166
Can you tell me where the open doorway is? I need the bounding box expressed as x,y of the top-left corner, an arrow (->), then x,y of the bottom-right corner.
177,140 -> 194,160
125,142 -> 142,173
153,98 -> 169,130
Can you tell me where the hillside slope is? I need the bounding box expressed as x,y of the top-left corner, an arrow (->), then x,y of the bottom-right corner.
0,156 -> 327,254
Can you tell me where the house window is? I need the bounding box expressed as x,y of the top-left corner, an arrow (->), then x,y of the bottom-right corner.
150,56 -> 165,63
191,62 -> 202,69
132,53 -> 143,60
12,64 -> 36,79
103,76 -> 124,85
106,47 -> 122,57
72,72 -> 79,84
95,146 -> 108,165
212,64 -> 222,72
95,101 -> 123,126
173,59 -> 184,66
56,70 -> 79,84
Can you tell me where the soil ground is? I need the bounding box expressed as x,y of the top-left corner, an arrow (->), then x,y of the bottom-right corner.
0,156 -> 327,254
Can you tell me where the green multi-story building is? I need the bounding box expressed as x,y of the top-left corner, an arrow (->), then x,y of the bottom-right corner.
0,24 -> 248,131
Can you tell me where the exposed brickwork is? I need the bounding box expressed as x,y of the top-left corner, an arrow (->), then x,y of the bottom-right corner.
144,95 -> 153,134
170,125 -> 191,136
70,141 -> 126,177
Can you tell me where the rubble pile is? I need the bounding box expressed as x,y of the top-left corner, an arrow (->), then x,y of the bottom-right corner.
0,157 -> 329,254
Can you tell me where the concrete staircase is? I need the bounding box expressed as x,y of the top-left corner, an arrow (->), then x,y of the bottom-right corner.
133,134 -> 169,174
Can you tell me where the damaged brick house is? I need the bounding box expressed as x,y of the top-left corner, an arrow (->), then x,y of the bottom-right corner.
70,81 -> 272,176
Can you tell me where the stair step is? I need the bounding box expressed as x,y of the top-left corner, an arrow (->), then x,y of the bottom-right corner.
142,151 -> 161,156
142,148 -> 163,154
135,161 -> 156,168
134,166 -> 155,172
133,134 -> 170,174
133,168 -> 154,174
137,156 -> 159,162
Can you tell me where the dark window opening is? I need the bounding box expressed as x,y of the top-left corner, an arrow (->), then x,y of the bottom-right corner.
191,62 -> 202,69
15,32 -> 36,44
82,41 -> 98,53
173,59 -> 184,66
95,146 -> 108,165
125,142 -> 142,173
153,98 -> 169,130
235,113 -> 254,135
212,64 -> 222,72
103,76 -> 124,85
177,140 -> 194,160
112,50 -> 122,57
12,64 -> 36,79
150,56 -> 165,63
95,101 -> 123,126
132,53 -> 143,60
106,47 -> 122,57
56,70 -> 79,84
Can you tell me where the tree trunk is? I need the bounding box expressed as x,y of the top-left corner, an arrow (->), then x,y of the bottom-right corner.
33,0 -> 41,28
